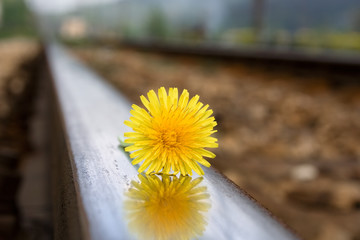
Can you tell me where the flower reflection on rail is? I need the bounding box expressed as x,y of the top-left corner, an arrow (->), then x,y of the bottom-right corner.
124,174 -> 211,240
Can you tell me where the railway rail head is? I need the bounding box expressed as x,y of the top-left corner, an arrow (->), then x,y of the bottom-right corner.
44,44 -> 299,240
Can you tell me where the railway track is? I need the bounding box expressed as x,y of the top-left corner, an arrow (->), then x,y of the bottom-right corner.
44,44 -> 299,240
70,42 -> 360,240
118,39 -> 360,70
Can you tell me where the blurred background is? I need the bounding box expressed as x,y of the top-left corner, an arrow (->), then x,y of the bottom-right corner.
38,0 -> 360,52
1,0 -> 360,239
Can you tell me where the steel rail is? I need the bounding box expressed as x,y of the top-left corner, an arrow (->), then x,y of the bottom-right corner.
118,39 -> 360,69
45,43 -> 299,240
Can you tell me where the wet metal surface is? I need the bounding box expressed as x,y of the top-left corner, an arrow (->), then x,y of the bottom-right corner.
46,44 -> 298,240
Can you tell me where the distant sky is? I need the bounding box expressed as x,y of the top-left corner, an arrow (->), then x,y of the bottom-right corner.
26,0 -> 122,14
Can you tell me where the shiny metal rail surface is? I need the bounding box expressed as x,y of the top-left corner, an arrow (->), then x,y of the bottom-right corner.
45,44 -> 298,240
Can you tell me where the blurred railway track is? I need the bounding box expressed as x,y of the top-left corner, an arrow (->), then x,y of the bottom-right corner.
75,37 -> 360,86
115,39 -> 360,68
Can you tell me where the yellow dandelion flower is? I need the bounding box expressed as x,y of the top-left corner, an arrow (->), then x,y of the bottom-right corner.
124,174 -> 210,240
124,87 -> 218,176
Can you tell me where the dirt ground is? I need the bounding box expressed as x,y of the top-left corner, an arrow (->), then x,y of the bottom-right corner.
0,38 -> 39,238
71,45 -> 360,240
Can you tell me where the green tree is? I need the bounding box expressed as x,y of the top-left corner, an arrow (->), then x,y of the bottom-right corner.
146,9 -> 167,39
353,9 -> 360,32
0,0 -> 36,38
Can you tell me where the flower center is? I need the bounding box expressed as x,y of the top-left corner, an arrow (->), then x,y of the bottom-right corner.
159,130 -> 179,148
